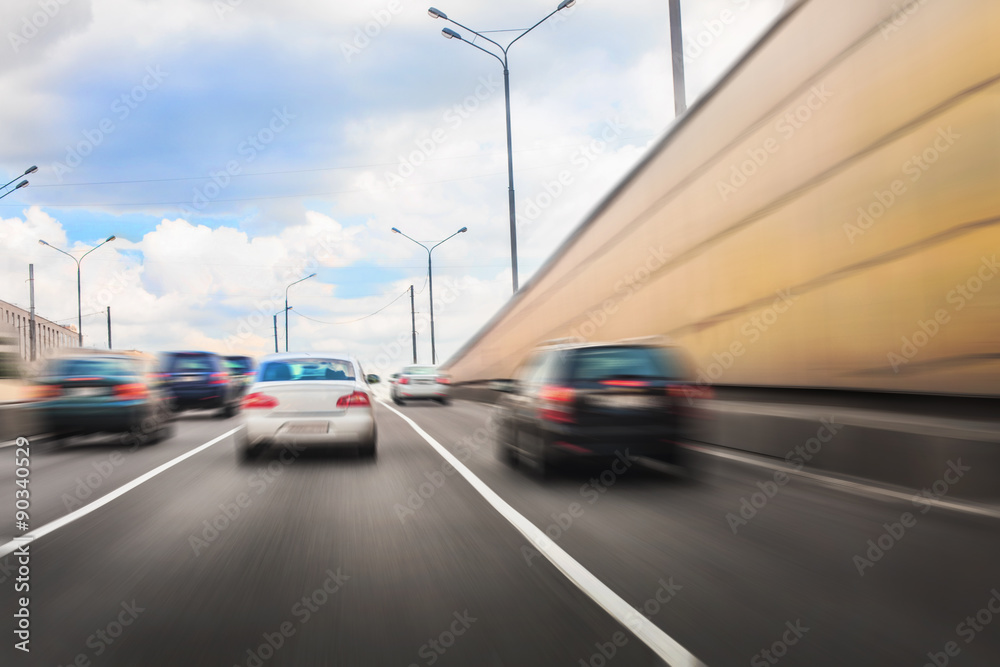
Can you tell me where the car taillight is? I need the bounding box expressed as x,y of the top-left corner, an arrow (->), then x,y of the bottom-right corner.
210,372 -> 228,385
437,376 -> 451,385
538,385 -> 575,423
398,376 -> 409,385
31,385 -> 62,400
337,391 -> 372,408
602,379 -> 649,387
667,385 -> 715,401
114,383 -> 149,400
243,392 -> 279,409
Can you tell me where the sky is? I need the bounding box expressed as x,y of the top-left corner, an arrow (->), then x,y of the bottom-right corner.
0,0 -> 786,376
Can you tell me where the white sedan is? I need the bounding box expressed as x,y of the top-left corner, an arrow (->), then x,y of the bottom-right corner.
236,353 -> 379,459
390,365 -> 450,405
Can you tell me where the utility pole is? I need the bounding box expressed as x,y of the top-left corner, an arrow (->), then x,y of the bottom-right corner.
28,264 -> 37,362
273,314 -> 278,353
107,307 -> 112,349
410,285 -> 417,364
668,0 -> 687,116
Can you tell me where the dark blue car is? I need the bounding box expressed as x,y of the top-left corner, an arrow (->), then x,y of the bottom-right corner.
158,351 -> 240,418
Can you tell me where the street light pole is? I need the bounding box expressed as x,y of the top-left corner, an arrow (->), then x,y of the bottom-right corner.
38,235 -> 116,347
430,2 -> 576,294
0,165 -> 36,201
668,0 -> 686,116
392,226 -> 467,365
273,306 -> 291,353
284,274 -> 315,352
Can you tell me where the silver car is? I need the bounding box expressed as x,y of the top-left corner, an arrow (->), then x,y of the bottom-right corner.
236,353 -> 379,459
390,365 -> 450,405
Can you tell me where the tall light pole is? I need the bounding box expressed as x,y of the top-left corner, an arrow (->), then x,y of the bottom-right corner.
668,0 -> 686,116
284,274 -> 315,352
0,165 -> 36,201
273,306 -> 292,353
38,235 -> 116,347
392,226 -> 467,365
429,2 -> 576,294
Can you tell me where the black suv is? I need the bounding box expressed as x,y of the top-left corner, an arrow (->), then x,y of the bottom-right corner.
158,351 -> 240,418
493,339 -> 711,476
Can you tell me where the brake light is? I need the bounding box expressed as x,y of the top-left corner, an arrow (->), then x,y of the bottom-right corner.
667,385 -> 715,400
538,385 -> 575,423
31,385 -> 62,400
210,372 -> 228,385
602,379 -> 649,387
243,392 -> 279,409
398,376 -> 409,385
437,376 -> 451,385
114,383 -> 149,401
337,391 -> 372,408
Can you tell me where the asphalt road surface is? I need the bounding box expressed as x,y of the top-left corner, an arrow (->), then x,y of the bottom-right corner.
2,398 -> 999,666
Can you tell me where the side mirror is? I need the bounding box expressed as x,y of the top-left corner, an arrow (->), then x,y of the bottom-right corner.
366,374 -> 381,384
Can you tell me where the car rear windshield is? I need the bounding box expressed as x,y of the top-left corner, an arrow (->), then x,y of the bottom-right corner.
567,346 -> 691,381
403,366 -> 437,375
258,359 -> 355,382
48,357 -> 140,378
166,354 -> 217,373
224,357 -> 253,373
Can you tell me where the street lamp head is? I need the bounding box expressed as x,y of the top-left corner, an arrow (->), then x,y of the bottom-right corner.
24,165 -> 38,175
307,272 -> 317,279
38,239 -> 48,246
557,0 -> 576,9
427,7 -> 447,19
105,235 -> 116,242
459,227 -> 468,233
391,227 -> 401,234
442,27 -> 462,40
15,180 -> 28,189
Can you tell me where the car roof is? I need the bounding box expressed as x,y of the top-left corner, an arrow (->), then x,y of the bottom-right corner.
258,352 -> 359,363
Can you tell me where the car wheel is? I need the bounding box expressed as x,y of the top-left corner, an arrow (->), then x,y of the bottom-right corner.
437,397 -> 451,406
393,396 -> 405,406
149,419 -> 175,444
220,402 -> 237,419
520,434 -> 555,479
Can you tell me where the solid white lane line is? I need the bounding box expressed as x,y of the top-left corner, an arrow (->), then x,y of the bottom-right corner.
687,444 -> 1000,520
380,401 -> 706,667
0,427 -> 241,558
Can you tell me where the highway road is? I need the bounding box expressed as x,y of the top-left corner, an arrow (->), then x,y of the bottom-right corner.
2,398 -> 999,666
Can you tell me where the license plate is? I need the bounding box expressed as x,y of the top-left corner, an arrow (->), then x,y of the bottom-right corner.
182,376 -> 200,382
591,394 -> 660,410
414,378 -> 434,384
67,387 -> 105,397
284,422 -> 328,435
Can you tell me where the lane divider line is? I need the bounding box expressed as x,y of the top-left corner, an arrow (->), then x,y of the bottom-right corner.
379,401 -> 707,667
686,443 -> 1000,520
0,427 -> 241,558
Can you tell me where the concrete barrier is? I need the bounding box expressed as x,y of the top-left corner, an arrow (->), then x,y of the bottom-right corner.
0,403 -> 41,443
